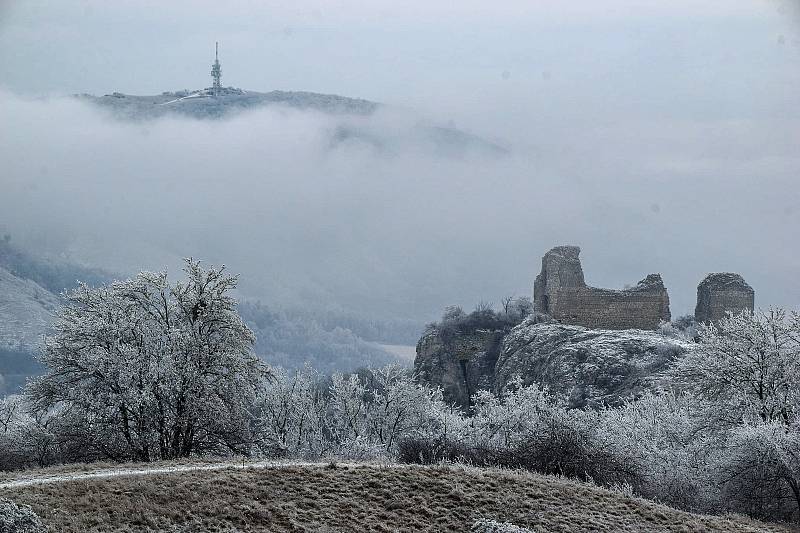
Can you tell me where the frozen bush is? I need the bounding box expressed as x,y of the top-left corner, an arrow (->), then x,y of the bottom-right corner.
717,423 -> 800,522
658,315 -> 698,341
401,381 -> 637,487
471,519 -> 535,533
0,499 -> 46,533
599,393 -> 718,513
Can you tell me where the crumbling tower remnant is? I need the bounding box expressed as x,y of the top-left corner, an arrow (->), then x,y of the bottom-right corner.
533,245 -> 671,330
695,273 -> 754,324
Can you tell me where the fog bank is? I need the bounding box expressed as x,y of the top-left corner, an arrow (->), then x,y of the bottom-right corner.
1,90 -> 798,321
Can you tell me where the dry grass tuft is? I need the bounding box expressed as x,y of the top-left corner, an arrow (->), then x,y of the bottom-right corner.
0,463 -> 794,532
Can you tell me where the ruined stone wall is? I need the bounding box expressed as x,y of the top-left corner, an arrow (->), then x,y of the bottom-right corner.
695,273 -> 754,324
548,284 -> 671,330
534,246 -> 671,330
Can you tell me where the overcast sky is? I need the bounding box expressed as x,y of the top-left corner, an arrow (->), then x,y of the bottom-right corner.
1,1 -> 799,321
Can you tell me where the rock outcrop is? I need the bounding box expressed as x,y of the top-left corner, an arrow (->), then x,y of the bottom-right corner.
495,319 -> 692,408
695,273 -> 755,324
415,326 -> 506,409
415,316 -> 692,409
533,246 -> 670,330
414,245 -> 755,408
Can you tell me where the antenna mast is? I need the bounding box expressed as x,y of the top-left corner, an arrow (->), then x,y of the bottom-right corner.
211,41 -> 222,97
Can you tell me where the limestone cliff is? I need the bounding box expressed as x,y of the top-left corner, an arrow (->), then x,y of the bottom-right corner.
415,326 -> 505,409
495,319 -> 692,408
415,316 -> 693,409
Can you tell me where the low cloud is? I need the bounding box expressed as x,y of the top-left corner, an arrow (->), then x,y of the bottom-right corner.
1,90 -> 798,322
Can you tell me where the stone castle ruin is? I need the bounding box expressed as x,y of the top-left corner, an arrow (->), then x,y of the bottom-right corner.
695,273 -> 755,324
534,246 -> 754,330
414,245 -> 758,409
533,246 -> 671,330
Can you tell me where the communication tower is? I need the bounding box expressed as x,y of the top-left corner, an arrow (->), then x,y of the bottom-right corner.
211,42 -> 222,97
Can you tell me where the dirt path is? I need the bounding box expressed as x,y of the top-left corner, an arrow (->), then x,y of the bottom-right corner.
0,460 -> 344,488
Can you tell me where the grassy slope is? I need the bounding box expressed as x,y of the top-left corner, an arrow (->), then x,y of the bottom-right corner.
0,463 -> 793,533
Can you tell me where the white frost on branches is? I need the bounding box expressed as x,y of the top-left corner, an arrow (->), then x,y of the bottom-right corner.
26,259 -> 267,461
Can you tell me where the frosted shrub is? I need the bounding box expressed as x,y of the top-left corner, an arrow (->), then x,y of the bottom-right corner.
401,380 -> 635,486
599,393 -> 717,512
717,423 -> 800,522
471,519 -> 535,533
470,380 -> 560,447
0,499 -> 46,533
658,315 -> 697,341
254,365 -> 328,458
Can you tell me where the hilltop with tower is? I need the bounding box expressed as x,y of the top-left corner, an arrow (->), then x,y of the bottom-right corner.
69,43 -> 506,155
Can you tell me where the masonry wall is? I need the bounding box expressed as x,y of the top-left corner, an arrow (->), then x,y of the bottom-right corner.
534,246 -> 671,331
695,273 -> 754,324
548,286 -> 671,330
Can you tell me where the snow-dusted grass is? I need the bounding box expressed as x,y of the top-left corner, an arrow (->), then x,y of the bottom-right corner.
0,461 -> 791,532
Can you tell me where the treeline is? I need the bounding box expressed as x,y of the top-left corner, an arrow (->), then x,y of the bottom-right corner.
429,297 -> 534,339
239,302 -> 404,375
280,307 -> 423,345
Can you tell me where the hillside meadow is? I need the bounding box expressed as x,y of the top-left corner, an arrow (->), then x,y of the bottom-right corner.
0,462 -> 794,533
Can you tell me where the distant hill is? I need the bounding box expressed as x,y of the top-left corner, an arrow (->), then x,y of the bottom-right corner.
0,237 -> 113,297
0,237 -> 116,394
0,265 -> 59,353
0,240 -> 414,394
0,265 -> 56,393
76,88 -> 379,120
75,88 -> 508,156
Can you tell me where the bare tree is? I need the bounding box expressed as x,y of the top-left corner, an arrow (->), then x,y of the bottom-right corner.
500,295 -> 515,316
474,301 -> 493,313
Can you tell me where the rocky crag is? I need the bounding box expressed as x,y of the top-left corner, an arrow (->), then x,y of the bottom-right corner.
495,319 -> 692,408
416,326 -> 506,409
415,316 -> 692,409
415,245 -> 755,408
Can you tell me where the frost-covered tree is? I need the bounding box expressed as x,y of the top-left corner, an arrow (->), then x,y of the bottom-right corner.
363,365 -> 443,451
673,309 -> 800,426
470,380 -> 560,447
0,396 -> 24,469
600,392 -> 717,512
254,364 -> 329,457
327,372 -> 368,450
719,422 -> 800,521
0,395 -> 66,470
671,308 -> 800,520
255,364 -> 452,459
26,259 -> 267,461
